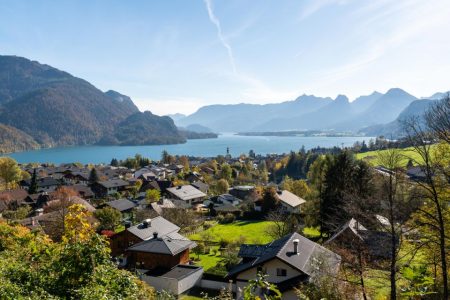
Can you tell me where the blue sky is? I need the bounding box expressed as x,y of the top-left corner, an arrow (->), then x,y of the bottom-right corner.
1,0 -> 450,115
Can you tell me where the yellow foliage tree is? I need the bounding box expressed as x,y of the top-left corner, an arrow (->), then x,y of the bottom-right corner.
63,204 -> 95,243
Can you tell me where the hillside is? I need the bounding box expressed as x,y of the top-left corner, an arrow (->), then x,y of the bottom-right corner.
360,99 -> 436,138
0,55 -> 192,151
0,124 -> 40,153
101,111 -> 186,146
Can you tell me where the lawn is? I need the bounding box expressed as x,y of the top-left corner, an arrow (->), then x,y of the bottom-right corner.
355,147 -> 428,167
189,220 -> 274,244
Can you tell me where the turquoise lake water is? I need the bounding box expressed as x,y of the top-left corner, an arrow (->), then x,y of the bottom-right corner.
4,134 -> 374,164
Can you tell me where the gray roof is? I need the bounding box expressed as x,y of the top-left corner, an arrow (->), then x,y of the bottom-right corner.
98,179 -> 130,189
277,190 -> 306,208
166,185 -> 207,201
127,216 -> 180,241
191,181 -> 209,193
106,199 -> 137,212
127,232 -> 195,255
228,232 -> 340,278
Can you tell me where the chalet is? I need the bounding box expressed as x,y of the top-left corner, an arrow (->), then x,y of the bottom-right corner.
0,189 -> 29,212
228,232 -> 341,299
110,216 -> 180,256
325,218 -> 395,260
166,185 -> 207,208
229,185 -> 255,200
406,166 -> 428,182
204,194 -> 242,215
21,177 -> 60,192
91,179 -> 130,197
63,171 -> 90,185
67,184 -> 94,199
191,181 -> 209,194
110,217 -> 202,295
276,190 -> 306,214
140,180 -> 174,195
106,199 -> 137,216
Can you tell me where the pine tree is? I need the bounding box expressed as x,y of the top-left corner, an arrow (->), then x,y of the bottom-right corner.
88,168 -> 99,184
29,169 -> 38,194
110,158 -> 119,167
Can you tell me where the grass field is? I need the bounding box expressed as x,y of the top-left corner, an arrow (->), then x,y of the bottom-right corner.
355,147 -> 426,167
189,220 -> 274,244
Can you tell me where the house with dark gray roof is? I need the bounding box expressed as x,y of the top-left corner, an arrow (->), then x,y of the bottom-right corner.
106,199 -> 137,213
228,232 -> 341,299
91,179 -> 130,197
109,217 -> 202,295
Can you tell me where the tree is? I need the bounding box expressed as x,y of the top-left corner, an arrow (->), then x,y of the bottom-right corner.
402,116 -> 450,299
425,93 -> 450,144
243,272 -> 282,300
110,158 -> 119,167
265,208 -> 299,239
220,164 -> 233,183
29,168 -> 38,194
43,187 -> 79,241
94,207 -> 122,231
146,189 -> 160,204
88,168 -> 99,185
0,157 -> 22,190
216,179 -> 229,195
261,187 -> 278,213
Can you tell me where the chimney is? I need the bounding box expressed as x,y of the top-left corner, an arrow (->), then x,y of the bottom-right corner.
293,239 -> 300,255
142,218 -> 151,228
153,232 -> 158,239
35,208 -> 44,216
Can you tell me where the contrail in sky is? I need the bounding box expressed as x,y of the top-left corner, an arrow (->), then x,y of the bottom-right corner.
203,0 -> 237,74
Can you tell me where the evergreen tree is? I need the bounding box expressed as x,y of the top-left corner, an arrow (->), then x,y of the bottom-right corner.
89,168 -> 99,184
29,168 -> 38,194
110,158 -> 119,167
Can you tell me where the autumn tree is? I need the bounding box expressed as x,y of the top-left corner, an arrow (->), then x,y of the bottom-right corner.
402,116 -> 450,299
94,206 -> 122,231
0,157 -> 22,190
216,178 -> 230,195
146,189 -> 160,204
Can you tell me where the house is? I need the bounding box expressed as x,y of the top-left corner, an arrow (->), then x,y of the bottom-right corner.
166,185 -> 207,208
228,232 -> 341,300
21,177 -> 61,192
110,217 -> 202,295
67,184 -> 95,199
106,199 -> 137,216
204,194 -> 243,215
276,190 -> 306,214
325,218 -> 395,260
91,179 -> 130,197
406,166 -> 428,182
63,171 -> 90,185
140,180 -> 174,195
0,189 -> 29,212
229,185 -> 255,200
110,216 -> 181,256
191,181 -> 209,194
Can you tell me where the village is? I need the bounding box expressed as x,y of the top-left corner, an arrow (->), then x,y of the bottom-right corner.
1,126 -> 446,300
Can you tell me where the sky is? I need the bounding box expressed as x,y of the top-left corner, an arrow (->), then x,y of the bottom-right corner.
1,0 -> 450,115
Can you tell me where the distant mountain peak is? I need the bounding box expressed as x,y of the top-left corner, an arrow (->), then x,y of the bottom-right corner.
385,88 -> 409,96
334,94 -> 349,103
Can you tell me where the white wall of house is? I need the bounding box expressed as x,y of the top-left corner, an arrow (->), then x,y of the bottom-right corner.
236,258 -> 302,284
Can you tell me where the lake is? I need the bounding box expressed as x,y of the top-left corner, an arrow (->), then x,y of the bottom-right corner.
4,133 -> 374,164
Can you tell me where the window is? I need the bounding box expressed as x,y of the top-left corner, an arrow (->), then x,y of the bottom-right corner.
276,268 -> 287,277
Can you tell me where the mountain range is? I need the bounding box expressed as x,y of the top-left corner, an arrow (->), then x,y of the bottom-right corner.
176,88 -> 446,135
0,55 -> 214,153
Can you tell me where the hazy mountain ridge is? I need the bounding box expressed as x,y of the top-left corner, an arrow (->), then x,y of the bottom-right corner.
177,88 -> 438,134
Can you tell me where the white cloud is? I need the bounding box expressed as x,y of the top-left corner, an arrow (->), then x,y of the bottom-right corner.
203,0 -> 237,74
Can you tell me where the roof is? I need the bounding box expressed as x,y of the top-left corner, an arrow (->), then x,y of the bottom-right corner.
276,190 -> 306,208
127,232 -> 195,255
191,181 -> 209,193
228,232 -> 341,278
127,216 -> 180,241
67,185 -> 94,197
98,179 -> 130,189
325,218 -> 368,244
166,185 -> 207,201
145,265 -> 203,280
106,199 -> 137,212
0,189 -> 28,202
